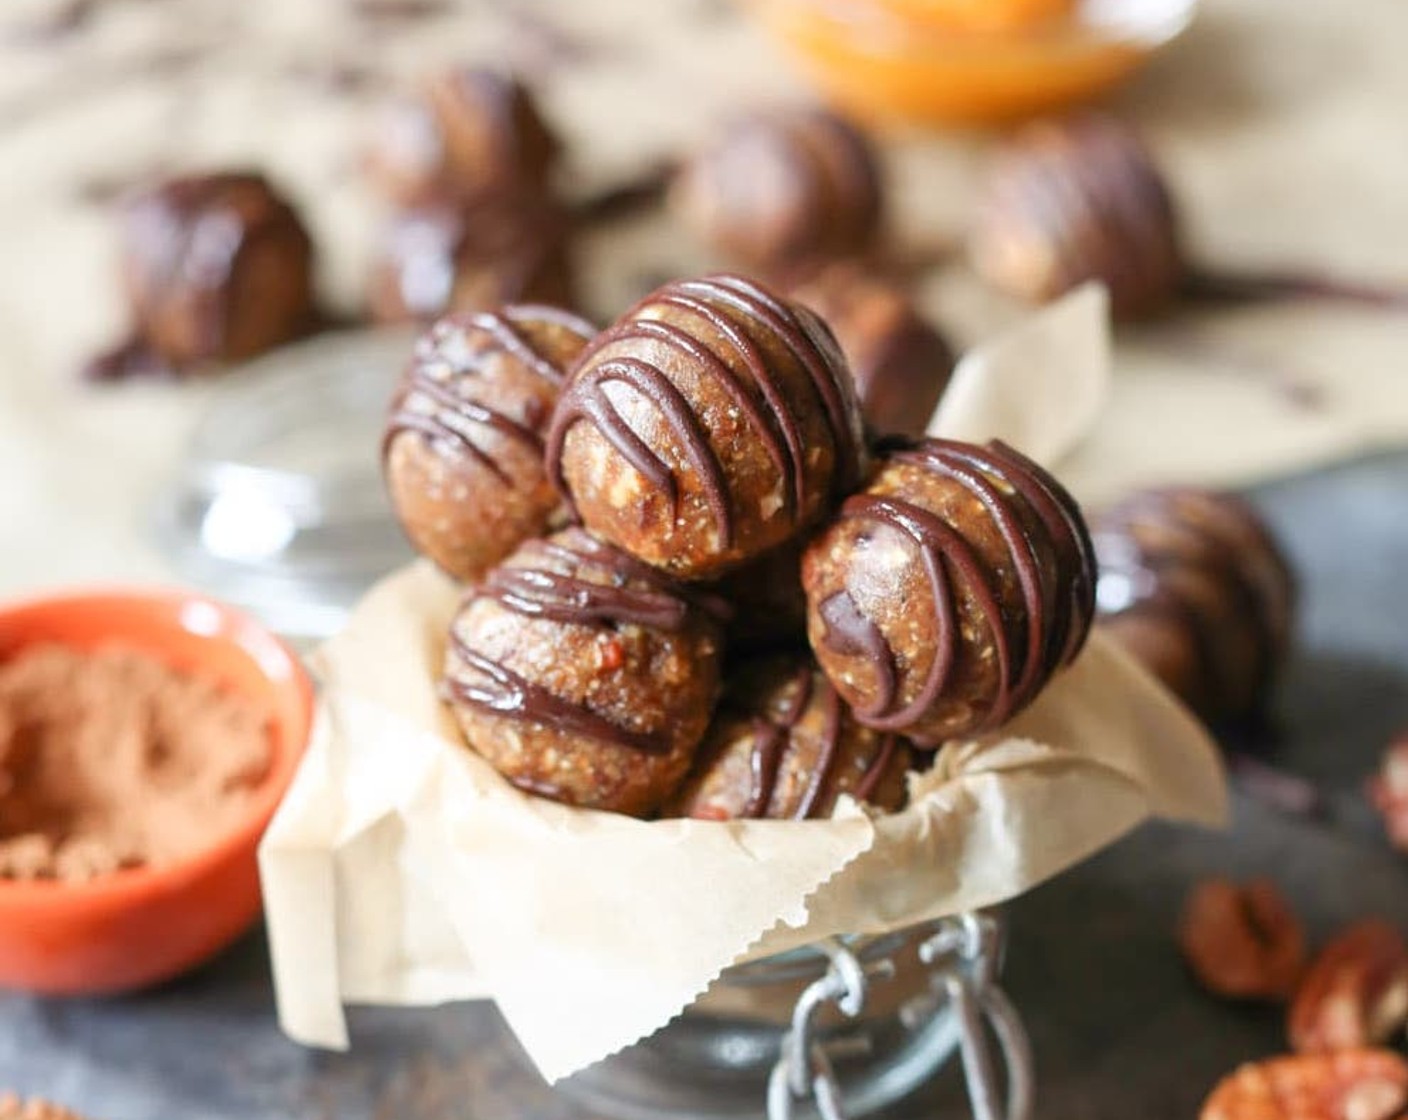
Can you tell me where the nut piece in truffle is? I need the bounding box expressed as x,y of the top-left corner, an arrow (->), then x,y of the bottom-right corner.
365,67 -> 559,207
383,304 -> 597,582
672,107 -> 883,274
969,113 -> 1182,321
788,264 -> 954,440
802,438 -> 1096,745
548,273 -> 868,580
442,528 -> 723,816
1093,487 -> 1295,731
92,171 -> 315,380
369,199 -> 575,325
666,656 -> 911,821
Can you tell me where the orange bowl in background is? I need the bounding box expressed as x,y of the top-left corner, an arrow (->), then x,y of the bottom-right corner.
0,589 -> 314,995
745,0 -> 1195,126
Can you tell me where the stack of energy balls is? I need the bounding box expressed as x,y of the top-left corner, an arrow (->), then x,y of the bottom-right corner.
88,58 -> 1298,752
381,272 -> 1097,819
358,68 -> 1298,814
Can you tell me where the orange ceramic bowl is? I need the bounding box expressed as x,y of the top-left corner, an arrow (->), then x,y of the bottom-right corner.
0,588 -> 314,995
746,0 -> 1195,126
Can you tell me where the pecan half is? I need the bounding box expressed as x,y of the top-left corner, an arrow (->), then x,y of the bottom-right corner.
1289,920 -> 1408,1053
1368,735 -> 1408,852
1201,1050 -> 1408,1120
0,1095 -> 88,1120
1179,878 -> 1306,1000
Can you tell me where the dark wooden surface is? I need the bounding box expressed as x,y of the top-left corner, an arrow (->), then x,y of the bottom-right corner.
2,450 -> 1407,1119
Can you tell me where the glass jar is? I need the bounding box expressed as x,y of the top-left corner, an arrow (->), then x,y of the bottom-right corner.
149,329 -> 416,641
559,914 -> 1029,1120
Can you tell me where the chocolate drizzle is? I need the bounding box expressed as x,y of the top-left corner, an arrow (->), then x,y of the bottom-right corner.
852,731 -> 899,804
385,306 -> 594,482
990,114 -> 1408,319
741,664 -> 814,818
793,680 -> 845,820
819,591 -> 897,715
791,109 -> 883,260
735,663 -> 898,820
1094,488 -> 1292,722
445,529 -> 715,753
479,535 -> 693,631
372,196 -> 575,324
436,68 -> 561,198
134,173 -> 310,359
546,274 -> 861,549
755,111 -> 864,258
691,108 -> 881,268
446,629 -> 669,754
84,172 -> 315,379
1000,114 -> 1180,317
909,440 -> 1096,670
821,439 -> 1095,734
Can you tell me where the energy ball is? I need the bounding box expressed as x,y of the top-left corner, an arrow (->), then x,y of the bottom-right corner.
365,67 -> 560,207
442,528 -> 724,816
666,656 -> 912,821
788,264 -> 955,441
547,273 -> 868,580
1094,487 -> 1295,730
802,438 -> 1096,746
369,198 -> 575,324
383,305 -> 597,582
969,113 -> 1182,321
671,107 -> 883,274
93,171 -> 314,379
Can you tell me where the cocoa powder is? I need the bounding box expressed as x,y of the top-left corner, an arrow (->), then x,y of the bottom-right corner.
0,644 -> 271,883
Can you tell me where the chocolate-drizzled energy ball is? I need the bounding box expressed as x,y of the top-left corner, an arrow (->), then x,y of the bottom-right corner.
671,108 -> 883,274
443,529 -> 723,816
547,274 -> 868,580
970,113 -> 1408,320
383,305 -> 597,582
789,264 -> 954,440
90,172 -> 314,380
802,438 -> 1096,745
369,199 -> 574,324
969,114 -> 1182,321
366,67 -> 560,207
1094,488 -> 1295,730
667,656 -> 912,821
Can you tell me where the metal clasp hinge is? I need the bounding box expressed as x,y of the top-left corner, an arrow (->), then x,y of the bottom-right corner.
765,914 -> 1034,1120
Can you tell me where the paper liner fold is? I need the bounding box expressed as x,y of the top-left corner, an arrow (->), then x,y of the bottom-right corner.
262,560 -> 1225,1081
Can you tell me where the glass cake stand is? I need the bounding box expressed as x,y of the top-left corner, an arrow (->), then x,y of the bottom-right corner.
150,329 -> 417,642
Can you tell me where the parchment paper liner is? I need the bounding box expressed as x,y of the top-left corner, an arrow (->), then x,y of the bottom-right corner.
259,286 -> 1228,1082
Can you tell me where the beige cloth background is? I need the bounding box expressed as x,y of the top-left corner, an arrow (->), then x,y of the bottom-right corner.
0,0 -> 1404,599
